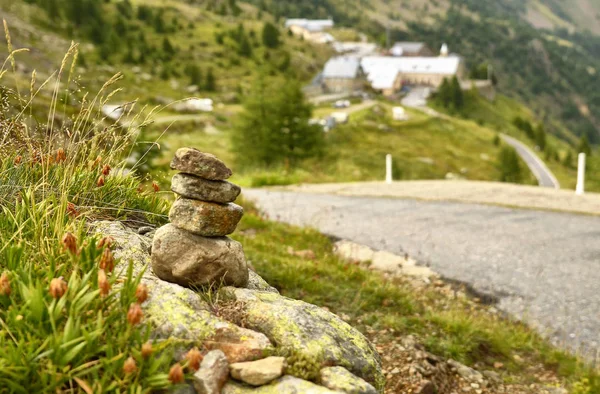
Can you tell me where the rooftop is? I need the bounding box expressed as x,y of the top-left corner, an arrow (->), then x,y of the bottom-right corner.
285,19 -> 334,32
361,56 -> 462,77
323,56 -> 362,79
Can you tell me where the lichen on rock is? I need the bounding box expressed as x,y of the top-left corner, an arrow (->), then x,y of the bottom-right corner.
219,287 -> 385,390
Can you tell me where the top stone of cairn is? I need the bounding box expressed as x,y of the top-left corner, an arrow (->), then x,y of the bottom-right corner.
171,148 -> 233,181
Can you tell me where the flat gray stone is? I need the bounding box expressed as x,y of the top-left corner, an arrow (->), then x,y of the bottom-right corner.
193,350 -> 230,394
171,148 -> 232,180
170,198 -> 243,237
222,376 -> 338,393
172,173 -> 241,203
320,366 -> 377,394
230,357 -> 286,386
152,224 -> 249,288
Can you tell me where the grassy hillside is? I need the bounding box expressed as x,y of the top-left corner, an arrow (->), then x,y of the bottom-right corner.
431,91 -> 600,191
0,0 -> 333,105
260,0 -> 600,144
139,98 -> 544,189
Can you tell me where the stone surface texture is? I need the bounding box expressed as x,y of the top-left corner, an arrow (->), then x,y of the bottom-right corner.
92,221 -> 268,357
171,173 -> 241,204
193,350 -> 230,394
230,357 -> 286,386
169,198 -> 243,237
247,270 -> 279,294
222,376 -> 338,393
151,224 -> 249,288
220,287 -> 384,390
171,148 -> 233,180
319,366 -> 377,394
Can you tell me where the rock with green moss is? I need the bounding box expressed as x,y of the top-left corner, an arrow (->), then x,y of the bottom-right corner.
220,287 -> 384,391
92,221 -> 271,362
320,366 -> 377,394
222,376 -> 338,393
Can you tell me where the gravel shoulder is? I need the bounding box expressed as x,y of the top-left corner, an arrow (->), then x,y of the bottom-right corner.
244,188 -> 600,359
280,180 -> 600,215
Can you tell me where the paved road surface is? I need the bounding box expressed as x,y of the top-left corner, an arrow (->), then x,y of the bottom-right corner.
283,181 -> 600,215
501,134 -> 560,189
245,188 -> 600,358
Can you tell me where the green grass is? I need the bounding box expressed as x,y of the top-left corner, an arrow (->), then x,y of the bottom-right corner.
431,92 -> 600,192
0,46 -> 195,392
143,100 -> 540,188
234,198 -> 600,392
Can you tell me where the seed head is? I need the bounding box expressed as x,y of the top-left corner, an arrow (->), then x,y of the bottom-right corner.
123,356 -> 137,374
97,175 -> 105,187
98,269 -> 110,297
152,182 -> 160,193
49,278 -> 67,299
61,232 -> 78,254
13,156 -> 21,165
97,236 -> 114,249
66,202 -> 78,218
99,247 -> 115,272
168,363 -> 184,384
102,164 -> 111,176
0,272 -> 11,296
127,303 -> 143,325
56,149 -> 66,163
185,347 -> 203,371
93,156 -> 102,167
141,342 -> 153,359
135,284 -> 149,304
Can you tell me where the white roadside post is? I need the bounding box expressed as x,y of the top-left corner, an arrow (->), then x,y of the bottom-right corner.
576,153 -> 586,195
386,154 -> 393,184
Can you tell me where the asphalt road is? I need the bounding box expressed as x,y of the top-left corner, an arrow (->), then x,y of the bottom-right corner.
500,134 -> 560,189
245,189 -> 600,359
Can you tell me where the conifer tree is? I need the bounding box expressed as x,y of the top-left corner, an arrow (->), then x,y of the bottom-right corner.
262,22 -> 281,48
578,135 -> 592,156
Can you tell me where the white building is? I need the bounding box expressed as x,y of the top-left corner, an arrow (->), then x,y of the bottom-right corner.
361,47 -> 465,96
285,18 -> 335,43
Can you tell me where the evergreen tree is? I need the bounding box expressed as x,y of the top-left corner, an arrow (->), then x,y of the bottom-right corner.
436,78 -> 452,108
232,75 -> 323,167
162,37 -> 176,56
498,146 -> 523,183
239,34 -> 253,57
564,150 -> 574,168
450,76 -> 464,110
205,68 -> 216,91
535,123 -> 547,150
186,64 -> 203,86
578,135 -> 592,156
262,22 -> 281,48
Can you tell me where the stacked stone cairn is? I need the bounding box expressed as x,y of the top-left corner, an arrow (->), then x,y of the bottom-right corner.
151,148 -> 249,288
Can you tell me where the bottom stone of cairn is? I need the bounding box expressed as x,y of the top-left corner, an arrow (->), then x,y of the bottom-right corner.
152,224 -> 249,288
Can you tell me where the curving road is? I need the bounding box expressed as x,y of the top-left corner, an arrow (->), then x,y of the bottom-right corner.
245,188 -> 600,359
500,134 -> 560,189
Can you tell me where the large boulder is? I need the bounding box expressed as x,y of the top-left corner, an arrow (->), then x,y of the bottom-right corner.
92,221 -> 268,362
169,198 -> 243,237
171,173 -> 241,204
220,287 -> 385,390
151,224 -> 249,288
171,148 -> 232,180
222,376 -> 338,393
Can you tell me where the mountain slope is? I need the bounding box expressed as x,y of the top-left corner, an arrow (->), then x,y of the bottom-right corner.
258,0 -> 599,143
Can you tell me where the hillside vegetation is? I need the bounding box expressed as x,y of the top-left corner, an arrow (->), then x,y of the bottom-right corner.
258,0 -> 599,145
